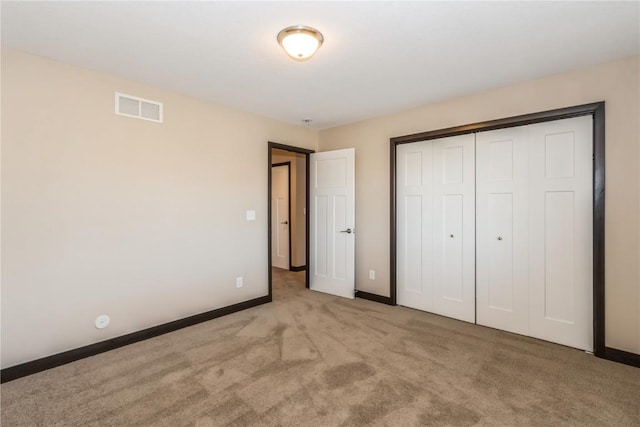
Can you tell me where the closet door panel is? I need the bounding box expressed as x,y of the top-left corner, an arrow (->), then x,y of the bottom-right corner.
433,134 -> 475,323
396,141 -> 434,312
404,195 -> 423,293
528,116 -> 593,351
442,194 -> 463,301
476,127 -> 529,335
487,193 -> 514,310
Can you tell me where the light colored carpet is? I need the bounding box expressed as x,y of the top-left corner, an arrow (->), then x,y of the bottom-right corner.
1,268 -> 639,426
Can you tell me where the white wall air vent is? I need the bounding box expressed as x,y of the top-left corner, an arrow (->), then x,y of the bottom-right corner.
115,92 -> 163,123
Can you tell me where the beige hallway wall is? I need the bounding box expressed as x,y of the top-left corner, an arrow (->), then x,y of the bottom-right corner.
1,49 -> 318,368
319,55 -> 640,354
295,156 -> 306,266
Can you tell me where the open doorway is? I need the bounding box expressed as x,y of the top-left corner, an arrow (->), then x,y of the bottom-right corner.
268,142 -> 313,298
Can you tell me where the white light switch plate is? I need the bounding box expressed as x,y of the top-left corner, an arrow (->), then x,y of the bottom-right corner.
246,210 -> 256,221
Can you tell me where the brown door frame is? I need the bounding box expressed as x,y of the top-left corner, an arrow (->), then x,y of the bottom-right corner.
268,142 -> 314,298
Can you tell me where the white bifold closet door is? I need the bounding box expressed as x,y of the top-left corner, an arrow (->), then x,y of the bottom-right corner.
476,126 -> 530,335
397,134 -> 475,323
476,116 -> 593,351
528,116 -> 593,351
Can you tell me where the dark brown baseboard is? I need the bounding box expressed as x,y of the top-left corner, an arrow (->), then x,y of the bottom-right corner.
4,293 -> 636,384
1,295 -> 271,383
604,346 -> 640,368
355,292 -> 640,369
355,290 -> 394,305
289,265 -> 306,272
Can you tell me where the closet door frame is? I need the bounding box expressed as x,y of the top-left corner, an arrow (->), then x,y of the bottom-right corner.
390,102 -> 606,358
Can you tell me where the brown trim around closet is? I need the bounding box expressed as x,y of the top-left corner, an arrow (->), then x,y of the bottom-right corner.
389,102 -> 630,366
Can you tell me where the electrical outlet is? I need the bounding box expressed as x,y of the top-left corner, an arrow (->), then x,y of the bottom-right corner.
95,315 -> 110,329
369,270 -> 375,280
236,277 -> 243,288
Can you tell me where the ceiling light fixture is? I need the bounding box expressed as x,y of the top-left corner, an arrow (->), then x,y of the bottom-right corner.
277,26 -> 324,61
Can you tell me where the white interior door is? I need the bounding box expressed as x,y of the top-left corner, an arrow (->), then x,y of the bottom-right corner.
476,126 -> 530,335
271,164 -> 289,270
310,148 -> 355,299
397,135 -> 475,323
528,116 -> 593,351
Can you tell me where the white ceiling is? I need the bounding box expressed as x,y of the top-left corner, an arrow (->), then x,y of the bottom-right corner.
2,1 -> 639,129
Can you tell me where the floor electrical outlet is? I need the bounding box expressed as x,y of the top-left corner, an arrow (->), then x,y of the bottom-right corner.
95,315 -> 110,329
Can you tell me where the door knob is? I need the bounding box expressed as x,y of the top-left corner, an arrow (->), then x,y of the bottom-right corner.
450,234 -> 454,238
497,236 -> 503,241
281,221 -> 288,225
339,228 -> 352,234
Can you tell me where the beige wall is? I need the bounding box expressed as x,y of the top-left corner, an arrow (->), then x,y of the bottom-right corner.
271,149 -> 306,268
319,56 -> 640,354
0,49 -> 318,368
2,48 -> 638,367
295,156 -> 306,265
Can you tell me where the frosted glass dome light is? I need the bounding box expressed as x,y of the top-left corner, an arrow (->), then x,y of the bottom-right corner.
277,26 -> 324,61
